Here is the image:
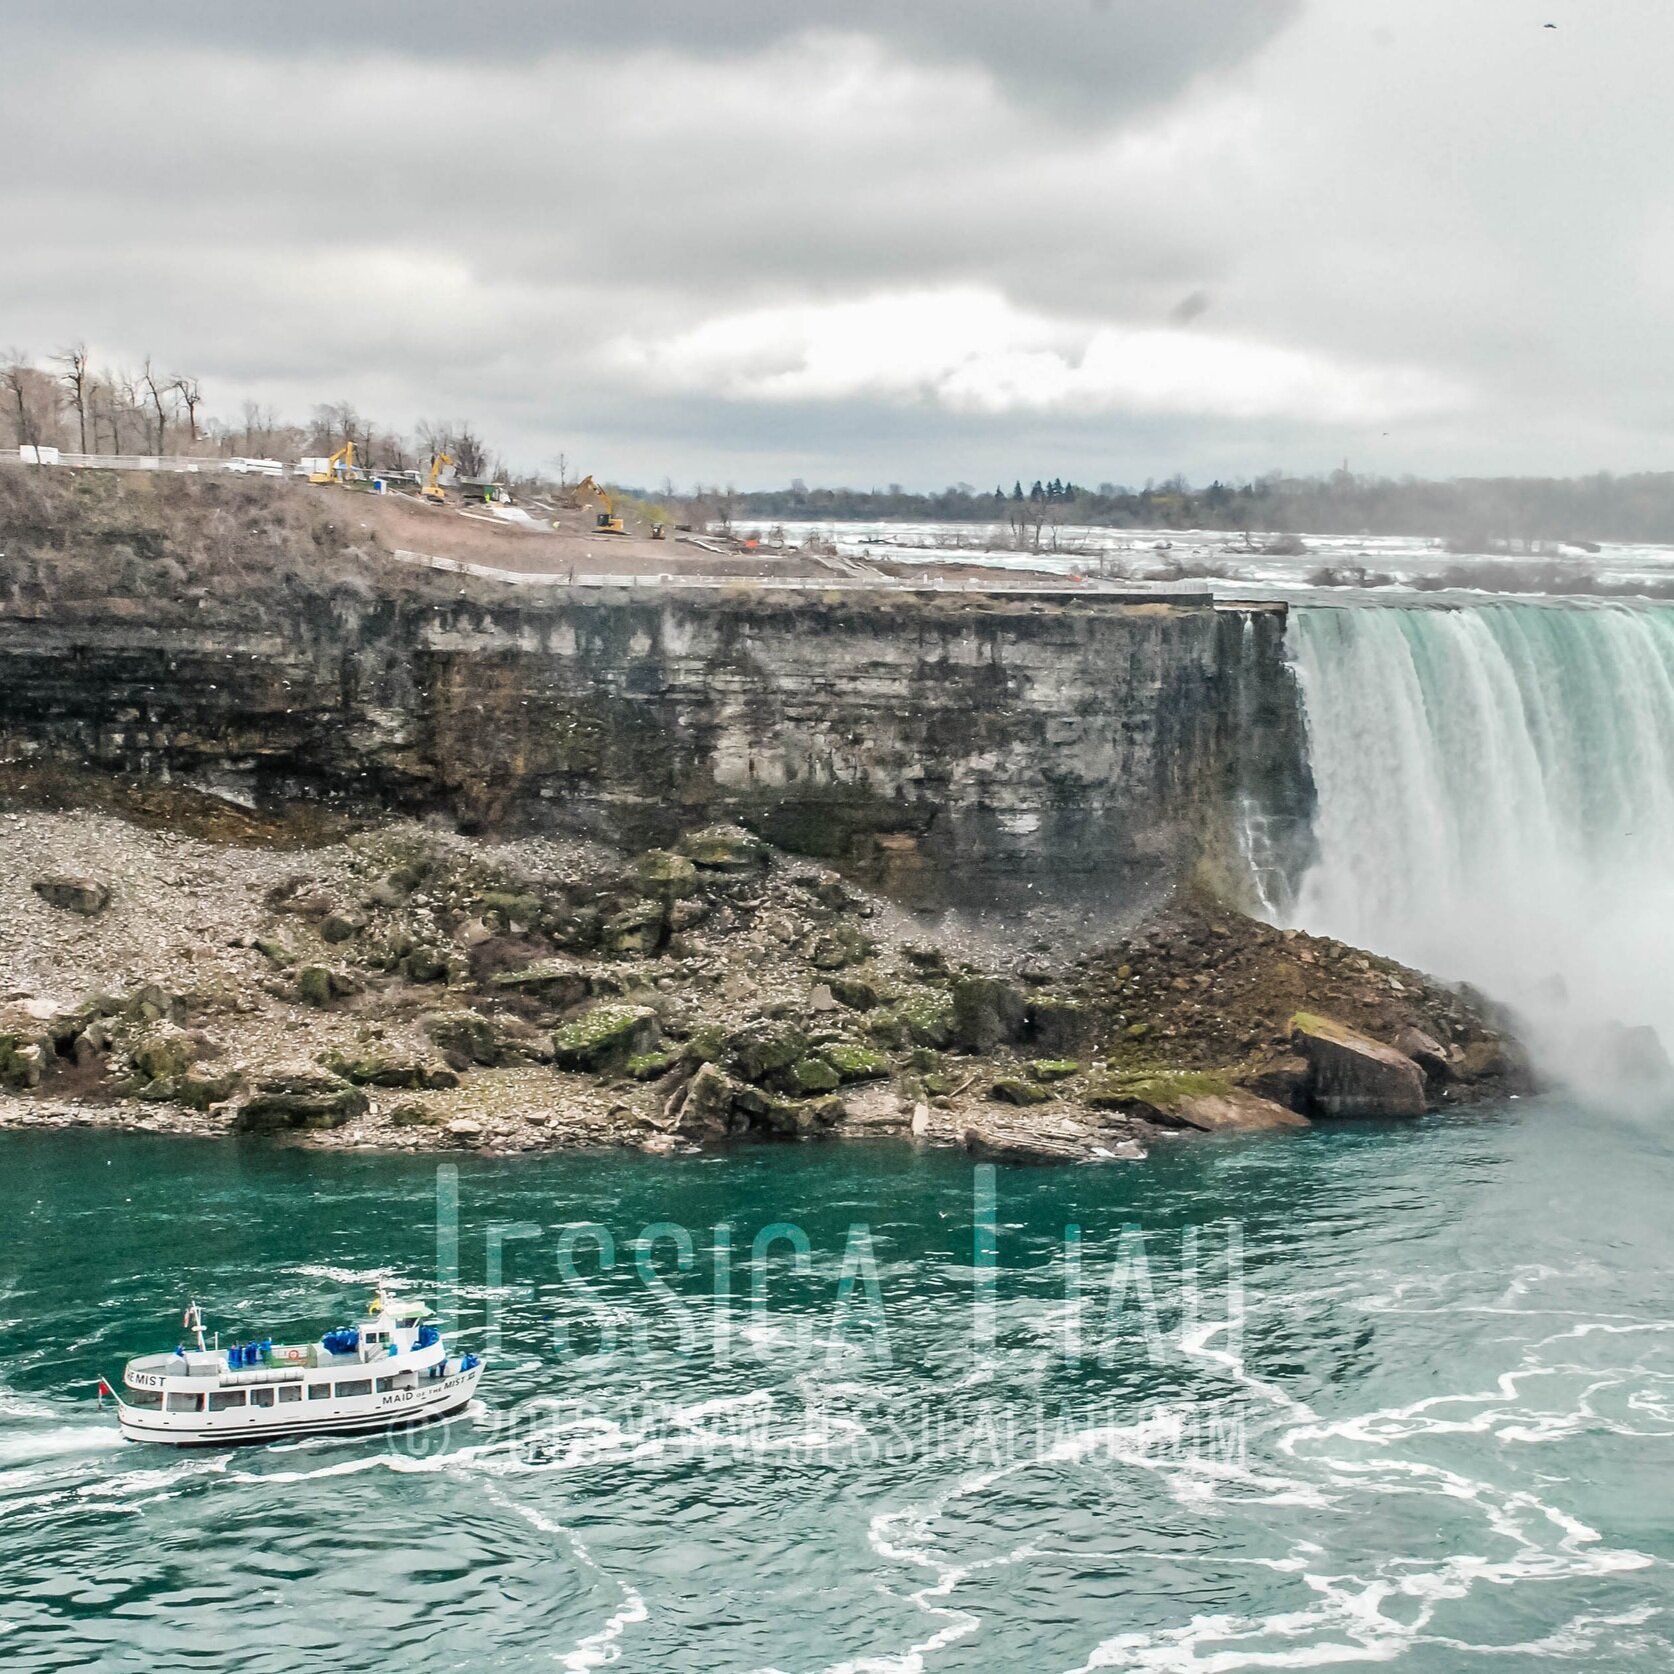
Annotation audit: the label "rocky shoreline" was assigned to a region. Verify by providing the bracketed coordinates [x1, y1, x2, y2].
[0, 796, 1532, 1164]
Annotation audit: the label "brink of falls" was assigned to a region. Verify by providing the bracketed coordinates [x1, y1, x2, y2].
[1285, 600, 1674, 1091]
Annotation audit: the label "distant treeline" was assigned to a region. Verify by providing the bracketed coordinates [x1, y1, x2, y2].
[729, 472, 1674, 546]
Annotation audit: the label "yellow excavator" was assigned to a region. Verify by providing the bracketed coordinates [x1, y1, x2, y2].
[308, 441, 356, 485]
[568, 473, 626, 535]
[422, 452, 453, 504]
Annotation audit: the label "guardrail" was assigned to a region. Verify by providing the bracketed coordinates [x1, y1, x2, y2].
[385, 547, 1218, 601]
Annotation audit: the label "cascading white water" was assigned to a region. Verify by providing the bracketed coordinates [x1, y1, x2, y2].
[1287, 600, 1674, 1086]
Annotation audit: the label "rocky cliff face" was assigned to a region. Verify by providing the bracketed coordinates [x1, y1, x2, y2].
[0, 473, 1313, 919]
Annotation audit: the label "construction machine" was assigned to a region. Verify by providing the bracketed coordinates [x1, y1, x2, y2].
[568, 473, 627, 535]
[308, 441, 355, 485]
[422, 452, 453, 504]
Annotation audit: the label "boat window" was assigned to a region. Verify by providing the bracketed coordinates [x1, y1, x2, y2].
[375, 1376, 397, 1392]
[278, 1385, 302, 1403]
[208, 1389, 247, 1410]
[335, 1378, 372, 1398]
[166, 1391, 206, 1412]
[308, 1383, 331, 1400]
[250, 1387, 276, 1407]
[125, 1389, 164, 1410]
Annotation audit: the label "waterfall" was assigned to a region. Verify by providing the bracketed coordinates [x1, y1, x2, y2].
[1286, 600, 1674, 1086]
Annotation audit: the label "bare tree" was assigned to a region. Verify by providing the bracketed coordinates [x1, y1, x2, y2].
[171, 374, 203, 444]
[141, 357, 174, 455]
[2, 349, 39, 449]
[54, 342, 91, 453]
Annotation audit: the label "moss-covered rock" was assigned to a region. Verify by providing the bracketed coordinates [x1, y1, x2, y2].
[1030, 1059, 1080, 1082]
[0, 1030, 46, 1089]
[603, 900, 667, 957]
[235, 1072, 368, 1132]
[896, 987, 955, 1047]
[131, 1025, 197, 1084]
[990, 1075, 1053, 1106]
[403, 947, 450, 984]
[791, 1055, 841, 1093]
[553, 1003, 659, 1071]
[425, 1010, 501, 1067]
[809, 925, 876, 971]
[321, 1051, 459, 1090]
[477, 890, 545, 929]
[1289, 1012, 1426, 1118]
[828, 974, 880, 1011]
[680, 825, 767, 871]
[725, 1019, 810, 1083]
[140, 1069, 243, 1111]
[296, 966, 334, 1008]
[488, 959, 594, 1007]
[319, 911, 366, 944]
[630, 850, 699, 901]
[1085, 1069, 1232, 1112]
[627, 1049, 678, 1080]
[823, 1040, 890, 1082]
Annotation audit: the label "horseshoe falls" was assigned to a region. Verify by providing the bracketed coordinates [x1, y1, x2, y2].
[1287, 600, 1674, 1088]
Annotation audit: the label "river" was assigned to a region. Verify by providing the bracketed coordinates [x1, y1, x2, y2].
[2, 1109, 1669, 1671]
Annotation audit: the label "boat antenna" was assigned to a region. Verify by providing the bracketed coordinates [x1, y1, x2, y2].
[182, 1299, 206, 1353]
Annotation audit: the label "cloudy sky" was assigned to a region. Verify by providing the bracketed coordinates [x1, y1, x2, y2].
[4, 2, 1670, 488]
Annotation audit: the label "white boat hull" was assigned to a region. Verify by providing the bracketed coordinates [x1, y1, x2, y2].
[115, 1363, 484, 1447]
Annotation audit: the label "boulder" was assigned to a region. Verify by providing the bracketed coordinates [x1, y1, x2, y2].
[1394, 1027, 1452, 1083]
[1027, 996, 1097, 1057]
[827, 974, 879, 1011]
[822, 1040, 890, 1083]
[321, 1051, 459, 1090]
[1030, 1059, 1080, 1082]
[896, 987, 955, 1047]
[445, 1117, 485, 1143]
[1163, 1089, 1308, 1134]
[964, 1114, 1092, 1165]
[131, 1025, 198, 1085]
[488, 958, 595, 1007]
[791, 1056, 841, 1094]
[1290, 1013, 1426, 1118]
[680, 825, 767, 871]
[319, 912, 366, 945]
[425, 1010, 502, 1068]
[603, 901, 667, 957]
[670, 1061, 741, 1138]
[552, 1003, 659, 1072]
[808, 925, 875, 971]
[235, 1072, 368, 1131]
[838, 1083, 909, 1133]
[33, 875, 110, 916]
[0, 1029, 46, 1089]
[629, 850, 699, 901]
[990, 1076, 1053, 1107]
[1244, 1054, 1310, 1110]
[949, 976, 1026, 1052]
[724, 1019, 810, 1083]
[296, 966, 334, 1008]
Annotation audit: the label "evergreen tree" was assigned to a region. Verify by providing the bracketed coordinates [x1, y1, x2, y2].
[1012, 480, 1024, 500]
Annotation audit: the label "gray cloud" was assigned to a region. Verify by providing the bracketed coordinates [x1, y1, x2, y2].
[2, 0, 1669, 490]
[9, 0, 1300, 114]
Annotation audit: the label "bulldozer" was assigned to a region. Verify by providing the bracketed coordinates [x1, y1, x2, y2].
[308, 441, 355, 485]
[422, 452, 453, 504]
[568, 473, 626, 535]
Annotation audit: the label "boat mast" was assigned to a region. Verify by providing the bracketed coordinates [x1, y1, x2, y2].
[183, 1300, 206, 1353]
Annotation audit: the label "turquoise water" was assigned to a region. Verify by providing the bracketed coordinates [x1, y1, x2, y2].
[1, 1107, 1670, 1671]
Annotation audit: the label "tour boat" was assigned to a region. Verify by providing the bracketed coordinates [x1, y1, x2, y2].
[103, 1295, 483, 1446]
